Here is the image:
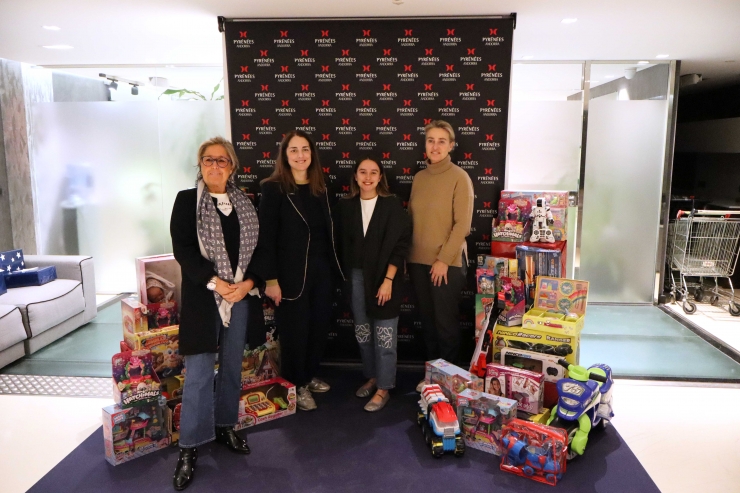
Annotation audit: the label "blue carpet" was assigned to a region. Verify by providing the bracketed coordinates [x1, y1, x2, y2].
[29, 367, 658, 493]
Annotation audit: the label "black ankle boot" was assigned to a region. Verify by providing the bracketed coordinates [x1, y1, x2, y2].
[173, 447, 197, 491]
[215, 427, 251, 454]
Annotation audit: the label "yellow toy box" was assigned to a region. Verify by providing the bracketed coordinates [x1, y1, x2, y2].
[492, 325, 581, 366]
[123, 325, 183, 379]
[522, 276, 589, 336]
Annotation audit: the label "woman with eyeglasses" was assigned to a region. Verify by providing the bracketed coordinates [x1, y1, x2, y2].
[251, 130, 344, 411]
[169, 137, 261, 491]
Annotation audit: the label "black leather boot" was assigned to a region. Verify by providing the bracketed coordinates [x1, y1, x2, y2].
[173, 447, 197, 491]
[215, 426, 251, 454]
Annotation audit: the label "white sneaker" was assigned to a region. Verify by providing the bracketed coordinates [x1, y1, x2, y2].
[415, 379, 427, 393]
[296, 386, 317, 411]
[307, 377, 330, 393]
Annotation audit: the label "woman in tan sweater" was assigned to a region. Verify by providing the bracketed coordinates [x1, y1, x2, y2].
[407, 120, 474, 391]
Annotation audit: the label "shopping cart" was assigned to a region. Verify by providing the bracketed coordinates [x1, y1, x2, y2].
[668, 210, 740, 316]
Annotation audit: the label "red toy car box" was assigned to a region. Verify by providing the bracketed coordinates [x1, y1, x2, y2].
[500, 419, 568, 486]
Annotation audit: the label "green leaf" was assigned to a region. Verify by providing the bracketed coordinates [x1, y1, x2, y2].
[210, 78, 223, 100]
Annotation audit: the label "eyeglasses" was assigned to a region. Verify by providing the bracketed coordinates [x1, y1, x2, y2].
[201, 156, 232, 168]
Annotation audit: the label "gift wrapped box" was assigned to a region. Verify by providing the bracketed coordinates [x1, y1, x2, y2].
[4, 266, 57, 288]
[0, 274, 6, 296]
[0, 249, 24, 277]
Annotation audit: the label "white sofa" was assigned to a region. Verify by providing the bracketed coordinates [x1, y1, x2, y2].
[0, 255, 97, 369]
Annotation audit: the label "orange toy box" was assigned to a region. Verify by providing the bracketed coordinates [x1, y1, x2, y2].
[123, 325, 183, 379]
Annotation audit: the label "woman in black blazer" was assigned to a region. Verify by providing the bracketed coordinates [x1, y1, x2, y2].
[335, 158, 411, 412]
[252, 130, 343, 411]
[169, 137, 261, 490]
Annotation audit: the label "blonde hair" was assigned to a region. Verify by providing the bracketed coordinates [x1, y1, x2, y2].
[196, 136, 239, 183]
[424, 120, 456, 143]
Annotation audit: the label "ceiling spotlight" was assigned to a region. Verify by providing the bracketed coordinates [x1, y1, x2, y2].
[656, 54, 669, 59]
[42, 44, 73, 49]
[108, 80, 118, 91]
[522, 55, 534, 60]
[131, 85, 139, 96]
[42, 25, 61, 31]
[561, 18, 577, 24]
[624, 68, 637, 80]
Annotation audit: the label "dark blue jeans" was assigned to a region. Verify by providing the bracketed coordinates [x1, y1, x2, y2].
[179, 299, 248, 448]
[351, 269, 398, 390]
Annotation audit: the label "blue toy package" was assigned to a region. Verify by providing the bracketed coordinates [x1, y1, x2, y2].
[0, 249, 24, 276]
[4, 266, 57, 288]
[0, 273, 6, 296]
[516, 245, 563, 307]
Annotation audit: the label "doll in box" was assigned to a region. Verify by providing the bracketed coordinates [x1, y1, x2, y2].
[145, 272, 175, 304]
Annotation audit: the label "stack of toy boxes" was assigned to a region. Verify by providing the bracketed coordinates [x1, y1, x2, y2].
[456, 388, 517, 456]
[516, 245, 565, 307]
[424, 359, 484, 407]
[492, 196, 532, 242]
[500, 191, 569, 242]
[236, 377, 296, 430]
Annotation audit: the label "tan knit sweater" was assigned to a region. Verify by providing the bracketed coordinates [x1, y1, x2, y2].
[408, 155, 474, 267]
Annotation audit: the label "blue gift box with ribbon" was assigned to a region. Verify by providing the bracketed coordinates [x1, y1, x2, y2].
[5, 266, 57, 288]
[0, 249, 25, 277]
[0, 273, 6, 296]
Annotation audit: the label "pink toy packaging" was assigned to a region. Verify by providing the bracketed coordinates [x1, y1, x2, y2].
[497, 277, 526, 326]
[492, 197, 532, 243]
[103, 400, 171, 466]
[486, 363, 544, 415]
[112, 350, 162, 408]
[476, 268, 496, 295]
[457, 388, 518, 456]
[424, 359, 484, 407]
[136, 254, 182, 306]
[121, 297, 148, 334]
[145, 301, 179, 329]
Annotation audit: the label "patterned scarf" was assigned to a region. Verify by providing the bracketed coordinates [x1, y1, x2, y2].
[196, 179, 259, 326]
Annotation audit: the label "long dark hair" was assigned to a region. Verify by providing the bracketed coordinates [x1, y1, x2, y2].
[346, 157, 391, 199]
[262, 130, 326, 196]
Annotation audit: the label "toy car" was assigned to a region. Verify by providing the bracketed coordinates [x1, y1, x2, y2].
[500, 419, 567, 486]
[417, 384, 465, 457]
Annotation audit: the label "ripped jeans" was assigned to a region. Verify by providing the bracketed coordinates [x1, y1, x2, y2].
[351, 269, 398, 390]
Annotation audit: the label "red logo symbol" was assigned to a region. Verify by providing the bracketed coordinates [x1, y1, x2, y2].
[446, 64, 454, 71]
[383, 83, 391, 91]
[445, 100, 453, 107]
[402, 201, 409, 208]
[424, 83, 433, 90]
[382, 118, 391, 125]
[382, 152, 391, 158]
[490, 28, 498, 36]
[261, 84, 269, 91]
[404, 29, 413, 36]
[321, 65, 330, 72]
[423, 118, 432, 124]
[487, 100, 496, 106]
[260, 49, 268, 56]
[322, 167, 330, 173]
[464, 152, 472, 159]
[403, 296, 409, 303]
[242, 134, 250, 140]
[363, 29, 371, 36]
[301, 84, 309, 91]
[342, 152, 350, 158]
[342, 49, 350, 56]
[484, 168, 493, 175]
[322, 134, 331, 141]
[362, 100, 371, 107]
[342, 118, 350, 125]
[363, 65, 371, 72]
[262, 152, 271, 158]
[243, 167, 251, 173]
[281, 66, 289, 73]
[239, 31, 247, 38]
[280, 30, 289, 38]
[482, 234, 491, 241]
[447, 29, 455, 36]
[403, 100, 412, 107]
[404, 65, 412, 72]
[486, 134, 494, 141]
[241, 100, 250, 107]
[423, 152, 427, 159]
[383, 48, 392, 56]
[466, 83, 475, 90]
[302, 118, 310, 124]
[321, 30, 330, 37]
[281, 100, 289, 106]
[342, 84, 350, 90]
[342, 185, 350, 192]
[483, 201, 492, 208]
[467, 48, 475, 55]
[362, 134, 371, 141]
[262, 118, 270, 124]
[301, 49, 309, 56]
[403, 168, 411, 174]
[488, 64, 497, 71]
[465, 118, 473, 125]
[240, 66, 249, 73]
[403, 134, 411, 141]
[425, 48, 433, 55]
[322, 100, 330, 107]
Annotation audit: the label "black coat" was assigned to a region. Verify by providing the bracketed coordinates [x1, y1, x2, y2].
[251, 181, 344, 300]
[170, 188, 262, 355]
[335, 195, 411, 319]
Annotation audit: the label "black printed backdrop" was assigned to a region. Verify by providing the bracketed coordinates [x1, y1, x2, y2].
[224, 17, 514, 363]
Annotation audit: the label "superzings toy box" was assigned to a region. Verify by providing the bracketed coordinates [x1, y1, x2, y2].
[457, 388, 518, 456]
[522, 276, 589, 335]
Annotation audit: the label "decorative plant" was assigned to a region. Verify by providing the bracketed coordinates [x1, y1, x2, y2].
[159, 78, 224, 101]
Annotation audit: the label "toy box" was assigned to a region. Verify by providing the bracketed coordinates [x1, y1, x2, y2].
[457, 388, 518, 456]
[145, 301, 179, 329]
[121, 297, 148, 335]
[476, 268, 496, 294]
[492, 197, 532, 243]
[486, 364, 544, 415]
[497, 277, 526, 326]
[493, 324, 580, 366]
[516, 246, 565, 307]
[136, 254, 182, 306]
[103, 400, 170, 466]
[500, 419, 568, 486]
[500, 190, 569, 242]
[112, 350, 162, 408]
[4, 266, 57, 288]
[241, 340, 280, 388]
[522, 276, 589, 336]
[235, 377, 296, 430]
[123, 325, 183, 379]
[424, 359, 484, 406]
[500, 347, 566, 408]
[165, 398, 182, 445]
[475, 294, 496, 342]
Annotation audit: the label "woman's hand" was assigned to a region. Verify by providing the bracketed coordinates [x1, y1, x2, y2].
[214, 278, 237, 297]
[376, 279, 393, 306]
[222, 279, 254, 303]
[265, 284, 282, 306]
[430, 260, 449, 287]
